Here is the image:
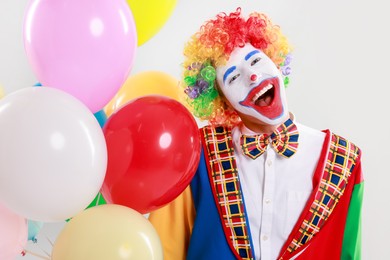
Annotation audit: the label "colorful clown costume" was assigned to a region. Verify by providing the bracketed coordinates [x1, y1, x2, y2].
[149, 121, 363, 260]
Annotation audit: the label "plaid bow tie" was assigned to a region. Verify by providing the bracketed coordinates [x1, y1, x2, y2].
[240, 118, 299, 159]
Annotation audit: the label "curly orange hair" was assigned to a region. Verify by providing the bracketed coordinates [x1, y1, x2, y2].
[182, 8, 292, 126]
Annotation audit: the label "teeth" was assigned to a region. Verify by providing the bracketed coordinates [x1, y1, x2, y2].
[252, 84, 273, 103]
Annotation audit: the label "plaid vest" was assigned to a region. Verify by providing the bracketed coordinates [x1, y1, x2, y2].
[200, 125, 361, 260]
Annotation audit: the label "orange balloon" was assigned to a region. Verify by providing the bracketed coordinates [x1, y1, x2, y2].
[104, 71, 181, 116]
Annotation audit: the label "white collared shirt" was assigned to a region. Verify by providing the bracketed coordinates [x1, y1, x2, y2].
[231, 121, 326, 260]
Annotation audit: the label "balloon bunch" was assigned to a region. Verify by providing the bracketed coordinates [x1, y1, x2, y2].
[0, 1, 201, 259]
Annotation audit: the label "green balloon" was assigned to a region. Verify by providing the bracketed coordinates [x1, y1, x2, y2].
[87, 193, 106, 209]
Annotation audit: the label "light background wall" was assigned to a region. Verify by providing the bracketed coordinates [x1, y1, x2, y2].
[1, 0, 388, 259]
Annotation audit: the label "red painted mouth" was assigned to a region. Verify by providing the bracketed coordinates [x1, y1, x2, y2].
[239, 77, 283, 119]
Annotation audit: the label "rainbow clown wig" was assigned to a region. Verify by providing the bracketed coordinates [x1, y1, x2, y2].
[182, 8, 292, 126]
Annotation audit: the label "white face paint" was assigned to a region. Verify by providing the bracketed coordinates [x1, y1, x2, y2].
[216, 43, 289, 126]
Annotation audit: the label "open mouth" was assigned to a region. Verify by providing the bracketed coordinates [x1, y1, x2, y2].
[239, 77, 283, 119]
[252, 84, 275, 107]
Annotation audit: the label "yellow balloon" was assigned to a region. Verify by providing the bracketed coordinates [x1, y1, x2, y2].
[104, 71, 181, 116]
[52, 205, 163, 260]
[126, 0, 177, 46]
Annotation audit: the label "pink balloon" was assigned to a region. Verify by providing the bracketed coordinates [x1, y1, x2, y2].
[0, 202, 27, 259]
[23, 0, 137, 113]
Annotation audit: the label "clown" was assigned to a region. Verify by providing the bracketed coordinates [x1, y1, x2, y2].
[149, 8, 363, 260]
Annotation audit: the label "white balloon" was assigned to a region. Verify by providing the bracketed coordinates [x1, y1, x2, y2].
[0, 1, 37, 94]
[0, 87, 107, 222]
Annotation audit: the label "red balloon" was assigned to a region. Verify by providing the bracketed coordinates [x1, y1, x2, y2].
[101, 95, 201, 213]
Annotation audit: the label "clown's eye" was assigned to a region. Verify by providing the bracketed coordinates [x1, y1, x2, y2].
[251, 57, 261, 66]
[229, 74, 240, 84]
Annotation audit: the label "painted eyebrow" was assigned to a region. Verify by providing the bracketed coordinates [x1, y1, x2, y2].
[223, 66, 237, 83]
[245, 50, 260, 61]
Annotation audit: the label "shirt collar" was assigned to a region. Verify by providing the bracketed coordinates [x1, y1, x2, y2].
[239, 112, 296, 136]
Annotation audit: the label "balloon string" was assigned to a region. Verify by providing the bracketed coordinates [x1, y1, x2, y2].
[43, 232, 54, 247]
[32, 221, 41, 229]
[31, 221, 43, 243]
[33, 227, 53, 258]
[23, 249, 51, 260]
[37, 244, 51, 258]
